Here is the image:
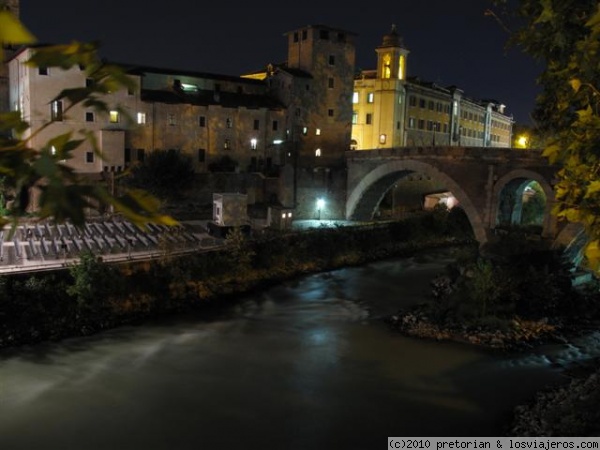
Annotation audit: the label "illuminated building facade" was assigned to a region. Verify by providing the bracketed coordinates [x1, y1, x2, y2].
[351, 26, 513, 150]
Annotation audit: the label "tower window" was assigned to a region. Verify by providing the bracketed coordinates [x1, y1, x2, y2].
[293, 32, 299, 43]
[328, 109, 334, 117]
[253, 119, 259, 130]
[302, 30, 307, 40]
[328, 55, 335, 65]
[328, 78, 334, 89]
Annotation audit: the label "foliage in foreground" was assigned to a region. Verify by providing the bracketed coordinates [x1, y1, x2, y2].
[0, 6, 175, 230]
[492, 0, 600, 271]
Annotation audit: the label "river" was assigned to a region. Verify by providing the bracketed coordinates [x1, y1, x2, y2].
[1, 248, 599, 449]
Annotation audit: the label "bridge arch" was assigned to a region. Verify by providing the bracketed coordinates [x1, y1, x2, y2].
[346, 159, 487, 243]
[491, 169, 557, 238]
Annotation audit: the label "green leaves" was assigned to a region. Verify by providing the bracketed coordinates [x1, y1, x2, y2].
[0, 15, 177, 230]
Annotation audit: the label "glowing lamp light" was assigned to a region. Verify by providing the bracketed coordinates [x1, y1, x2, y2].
[316, 198, 325, 210]
[273, 139, 284, 145]
[517, 135, 529, 148]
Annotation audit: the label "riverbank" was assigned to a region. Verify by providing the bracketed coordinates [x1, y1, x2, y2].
[0, 213, 476, 350]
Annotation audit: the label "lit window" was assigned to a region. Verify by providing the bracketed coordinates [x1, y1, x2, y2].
[51, 146, 56, 155]
[315, 148, 322, 157]
[352, 92, 359, 104]
[224, 139, 230, 149]
[168, 113, 176, 126]
[352, 112, 358, 124]
[282, 213, 286, 219]
[137, 112, 146, 124]
[250, 138, 257, 150]
[315, 128, 321, 136]
[379, 134, 386, 144]
[302, 127, 308, 136]
[51, 100, 63, 121]
[109, 110, 120, 123]
[287, 212, 292, 218]
[367, 93, 374, 103]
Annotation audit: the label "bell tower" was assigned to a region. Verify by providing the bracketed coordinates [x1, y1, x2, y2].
[375, 25, 409, 81]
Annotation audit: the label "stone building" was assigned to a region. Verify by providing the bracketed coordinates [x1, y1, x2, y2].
[351, 26, 513, 150]
[2, 11, 513, 221]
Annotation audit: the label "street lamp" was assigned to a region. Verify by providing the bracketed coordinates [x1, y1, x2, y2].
[316, 198, 325, 220]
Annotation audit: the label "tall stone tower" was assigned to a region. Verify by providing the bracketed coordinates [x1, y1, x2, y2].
[1, 0, 22, 114]
[268, 25, 356, 219]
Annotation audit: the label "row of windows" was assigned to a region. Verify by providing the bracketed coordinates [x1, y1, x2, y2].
[352, 92, 375, 104]
[50, 101, 281, 130]
[491, 120, 511, 131]
[292, 29, 346, 43]
[408, 96, 451, 114]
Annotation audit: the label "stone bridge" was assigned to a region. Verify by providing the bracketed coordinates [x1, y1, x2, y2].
[345, 146, 565, 245]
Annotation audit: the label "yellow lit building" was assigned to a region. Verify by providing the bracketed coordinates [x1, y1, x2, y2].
[351, 26, 513, 150]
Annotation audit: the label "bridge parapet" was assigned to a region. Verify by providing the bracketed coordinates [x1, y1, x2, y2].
[346, 146, 548, 164]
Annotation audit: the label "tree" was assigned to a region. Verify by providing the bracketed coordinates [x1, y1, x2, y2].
[124, 149, 195, 200]
[493, 0, 600, 270]
[0, 6, 175, 230]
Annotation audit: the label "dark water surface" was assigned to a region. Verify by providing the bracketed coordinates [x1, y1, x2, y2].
[1, 249, 598, 449]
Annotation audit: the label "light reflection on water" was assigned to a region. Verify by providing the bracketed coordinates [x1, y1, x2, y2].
[0, 248, 596, 449]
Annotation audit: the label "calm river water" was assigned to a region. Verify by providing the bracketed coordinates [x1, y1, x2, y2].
[1, 249, 599, 449]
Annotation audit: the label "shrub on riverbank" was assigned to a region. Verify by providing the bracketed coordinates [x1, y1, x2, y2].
[388, 230, 600, 350]
[0, 209, 476, 349]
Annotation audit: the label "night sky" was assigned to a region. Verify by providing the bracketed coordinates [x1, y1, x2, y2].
[21, 0, 543, 125]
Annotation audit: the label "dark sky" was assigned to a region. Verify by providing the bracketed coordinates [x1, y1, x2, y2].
[21, 0, 543, 125]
